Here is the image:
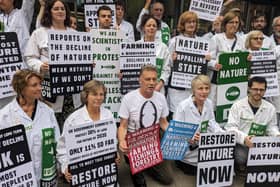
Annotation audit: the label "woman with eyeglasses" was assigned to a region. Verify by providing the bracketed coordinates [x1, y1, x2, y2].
[24, 0, 81, 128]
[161, 11, 211, 120]
[245, 30, 265, 51]
[0, 69, 60, 186]
[208, 11, 246, 112]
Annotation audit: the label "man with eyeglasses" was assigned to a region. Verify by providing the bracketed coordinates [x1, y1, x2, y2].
[97, 5, 113, 29]
[136, 0, 170, 44]
[248, 12, 275, 49]
[224, 76, 280, 175]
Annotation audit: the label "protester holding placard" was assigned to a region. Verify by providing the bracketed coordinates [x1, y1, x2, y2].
[57, 80, 120, 185]
[0, 69, 60, 186]
[24, 0, 81, 127]
[164, 11, 210, 120]
[173, 75, 224, 175]
[118, 65, 173, 187]
[136, 14, 171, 94]
[136, 0, 170, 44]
[209, 11, 246, 108]
[224, 76, 280, 174]
[271, 45, 280, 125]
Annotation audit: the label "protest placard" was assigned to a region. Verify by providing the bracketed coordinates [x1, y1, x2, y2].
[189, 0, 223, 21]
[127, 124, 162, 174]
[48, 31, 93, 96]
[215, 52, 249, 122]
[245, 137, 280, 187]
[250, 50, 279, 97]
[119, 42, 156, 94]
[170, 36, 209, 89]
[0, 125, 37, 187]
[65, 118, 118, 187]
[161, 120, 198, 160]
[197, 132, 235, 187]
[92, 29, 124, 120]
[0, 32, 24, 99]
[84, 3, 116, 29]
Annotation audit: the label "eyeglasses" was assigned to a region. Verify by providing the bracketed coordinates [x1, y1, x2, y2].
[250, 88, 265, 92]
[251, 37, 264, 41]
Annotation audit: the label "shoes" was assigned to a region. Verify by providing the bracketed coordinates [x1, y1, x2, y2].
[175, 161, 197, 176]
[131, 172, 147, 187]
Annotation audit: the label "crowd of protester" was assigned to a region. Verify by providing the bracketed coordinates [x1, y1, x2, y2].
[1, 0, 280, 186]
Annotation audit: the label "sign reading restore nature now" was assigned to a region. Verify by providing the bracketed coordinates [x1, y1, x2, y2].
[216, 52, 249, 123]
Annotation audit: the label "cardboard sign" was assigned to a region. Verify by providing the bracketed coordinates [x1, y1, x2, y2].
[91, 29, 124, 121]
[0, 125, 37, 187]
[0, 32, 24, 99]
[119, 42, 156, 94]
[84, 3, 116, 29]
[127, 124, 163, 174]
[246, 137, 280, 187]
[65, 119, 118, 186]
[189, 0, 223, 21]
[250, 50, 279, 97]
[215, 52, 249, 122]
[48, 31, 93, 96]
[197, 132, 236, 187]
[171, 36, 209, 89]
[161, 120, 199, 160]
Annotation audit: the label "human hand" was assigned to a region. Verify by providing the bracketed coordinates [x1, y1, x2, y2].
[244, 135, 254, 148]
[64, 168, 72, 183]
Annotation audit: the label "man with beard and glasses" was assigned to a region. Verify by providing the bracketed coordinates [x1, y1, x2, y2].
[224, 76, 280, 175]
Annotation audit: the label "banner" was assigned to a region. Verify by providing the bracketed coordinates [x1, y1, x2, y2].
[65, 119, 118, 187]
[171, 36, 209, 89]
[48, 31, 93, 96]
[92, 29, 124, 121]
[245, 137, 280, 187]
[189, 0, 224, 21]
[119, 42, 156, 94]
[0, 32, 24, 99]
[216, 52, 249, 123]
[161, 120, 199, 160]
[250, 50, 279, 97]
[84, 3, 116, 29]
[127, 124, 162, 174]
[0, 125, 37, 187]
[197, 132, 236, 187]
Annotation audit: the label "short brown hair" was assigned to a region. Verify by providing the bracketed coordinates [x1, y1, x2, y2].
[80, 80, 106, 105]
[139, 64, 157, 77]
[12, 69, 43, 98]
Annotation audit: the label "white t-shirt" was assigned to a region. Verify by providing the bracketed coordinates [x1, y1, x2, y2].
[119, 89, 169, 132]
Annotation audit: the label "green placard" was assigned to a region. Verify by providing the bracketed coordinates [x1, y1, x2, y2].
[41, 128, 57, 180]
[217, 51, 250, 84]
[200, 120, 209, 133]
[161, 27, 170, 45]
[248, 122, 267, 136]
[156, 58, 164, 80]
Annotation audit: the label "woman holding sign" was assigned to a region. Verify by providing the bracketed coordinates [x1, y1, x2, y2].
[24, 0, 81, 128]
[57, 80, 120, 186]
[173, 75, 223, 175]
[208, 11, 246, 108]
[0, 69, 60, 186]
[136, 14, 171, 95]
[162, 11, 211, 120]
